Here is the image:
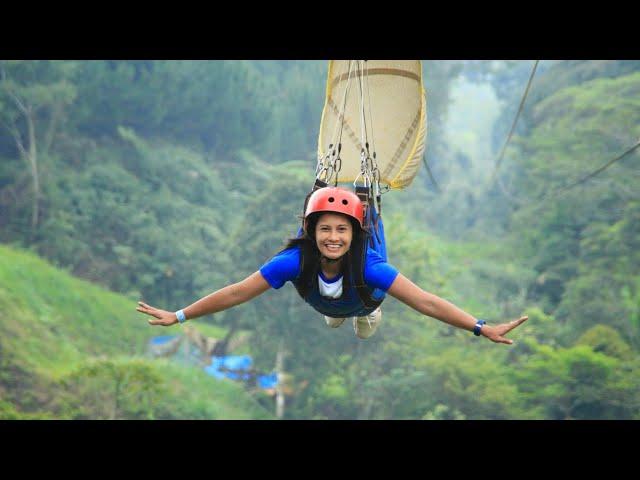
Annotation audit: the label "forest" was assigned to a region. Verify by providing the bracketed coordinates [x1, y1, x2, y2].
[1, 60, 638, 419]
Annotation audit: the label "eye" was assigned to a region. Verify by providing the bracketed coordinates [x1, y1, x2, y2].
[342, 199, 348, 205]
[328, 197, 335, 203]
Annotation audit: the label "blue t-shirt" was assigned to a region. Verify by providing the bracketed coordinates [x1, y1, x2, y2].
[259, 246, 399, 318]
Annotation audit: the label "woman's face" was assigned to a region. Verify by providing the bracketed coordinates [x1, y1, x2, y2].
[315, 212, 353, 260]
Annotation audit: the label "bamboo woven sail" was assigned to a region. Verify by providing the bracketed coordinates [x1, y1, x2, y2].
[317, 60, 427, 190]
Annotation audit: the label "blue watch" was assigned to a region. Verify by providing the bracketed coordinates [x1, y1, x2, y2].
[473, 319, 486, 336]
[175, 309, 186, 324]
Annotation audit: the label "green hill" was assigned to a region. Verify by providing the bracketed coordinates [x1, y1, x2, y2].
[0, 244, 274, 419]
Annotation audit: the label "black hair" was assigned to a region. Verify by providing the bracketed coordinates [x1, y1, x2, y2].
[281, 211, 365, 282]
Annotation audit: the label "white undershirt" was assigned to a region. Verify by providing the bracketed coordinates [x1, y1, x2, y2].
[318, 273, 343, 299]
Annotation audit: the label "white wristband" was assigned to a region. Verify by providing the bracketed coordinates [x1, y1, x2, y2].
[175, 309, 186, 324]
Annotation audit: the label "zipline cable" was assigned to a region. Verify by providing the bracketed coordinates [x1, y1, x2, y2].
[509, 139, 640, 217]
[539, 139, 640, 203]
[421, 154, 440, 192]
[488, 60, 539, 187]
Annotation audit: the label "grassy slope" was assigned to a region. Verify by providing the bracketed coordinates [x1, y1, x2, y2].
[0, 244, 273, 419]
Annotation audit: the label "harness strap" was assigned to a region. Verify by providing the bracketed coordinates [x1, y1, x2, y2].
[293, 241, 318, 300]
[355, 184, 371, 236]
[313, 178, 329, 191]
[351, 228, 383, 310]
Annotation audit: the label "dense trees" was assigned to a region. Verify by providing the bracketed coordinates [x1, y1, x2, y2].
[1, 60, 638, 419]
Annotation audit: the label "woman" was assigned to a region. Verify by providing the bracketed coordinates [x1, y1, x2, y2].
[137, 186, 527, 343]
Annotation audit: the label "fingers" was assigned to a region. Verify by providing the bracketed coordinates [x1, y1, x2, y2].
[507, 315, 528, 325]
[138, 301, 178, 327]
[495, 316, 528, 344]
[136, 306, 154, 317]
[504, 315, 529, 333]
[491, 335, 514, 345]
[137, 301, 150, 314]
[147, 318, 171, 326]
[137, 301, 160, 317]
[137, 301, 167, 323]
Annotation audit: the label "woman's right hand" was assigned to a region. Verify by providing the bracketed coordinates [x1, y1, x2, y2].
[136, 301, 179, 326]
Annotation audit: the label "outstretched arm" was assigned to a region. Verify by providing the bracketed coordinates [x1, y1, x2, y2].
[386, 273, 527, 344]
[137, 271, 272, 327]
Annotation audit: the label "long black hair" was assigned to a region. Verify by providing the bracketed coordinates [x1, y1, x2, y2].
[281, 210, 365, 285]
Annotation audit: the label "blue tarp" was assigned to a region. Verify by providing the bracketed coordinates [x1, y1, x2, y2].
[149, 338, 279, 389]
[150, 335, 178, 345]
[204, 355, 278, 388]
[257, 373, 278, 389]
[204, 355, 253, 380]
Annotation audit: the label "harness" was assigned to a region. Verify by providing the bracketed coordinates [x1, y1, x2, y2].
[294, 60, 393, 312]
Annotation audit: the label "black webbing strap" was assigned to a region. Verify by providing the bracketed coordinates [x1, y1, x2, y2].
[351, 231, 383, 310]
[355, 185, 370, 208]
[355, 184, 371, 233]
[353, 185, 383, 309]
[313, 178, 329, 191]
[293, 241, 318, 300]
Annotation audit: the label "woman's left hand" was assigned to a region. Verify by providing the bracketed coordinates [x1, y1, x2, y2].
[481, 316, 528, 344]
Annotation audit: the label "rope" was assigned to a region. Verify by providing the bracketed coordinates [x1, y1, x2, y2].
[540, 139, 640, 202]
[331, 61, 355, 153]
[488, 60, 540, 187]
[318, 61, 356, 186]
[510, 139, 640, 217]
[353, 60, 375, 190]
[421, 154, 440, 192]
[335, 61, 356, 173]
[365, 61, 377, 164]
[358, 61, 368, 155]
[363, 61, 382, 209]
[356, 62, 369, 187]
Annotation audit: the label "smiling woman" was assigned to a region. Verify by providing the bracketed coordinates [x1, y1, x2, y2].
[261, 187, 396, 338]
[137, 186, 528, 344]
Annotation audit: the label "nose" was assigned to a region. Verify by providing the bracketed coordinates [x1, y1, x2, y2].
[327, 229, 340, 241]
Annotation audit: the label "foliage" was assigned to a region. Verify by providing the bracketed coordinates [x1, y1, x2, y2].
[506, 72, 640, 348]
[0, 244, 273, 419]
[511, 342, 640, 419]
[58, 357, 164, 419]
[2, 60, 640, 419]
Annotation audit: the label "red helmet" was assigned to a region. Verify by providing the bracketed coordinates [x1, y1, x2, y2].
[304, 187, 364, 229]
